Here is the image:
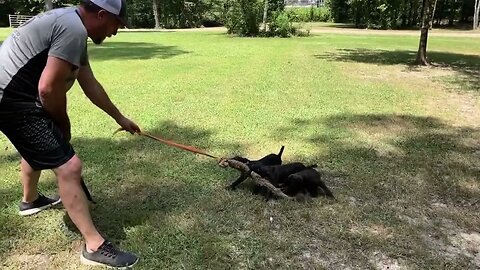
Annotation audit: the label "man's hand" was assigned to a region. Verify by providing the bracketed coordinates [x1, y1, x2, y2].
[116, 116, 141, 134]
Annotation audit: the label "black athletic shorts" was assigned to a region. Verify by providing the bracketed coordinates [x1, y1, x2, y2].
[0, 106, 75, 171]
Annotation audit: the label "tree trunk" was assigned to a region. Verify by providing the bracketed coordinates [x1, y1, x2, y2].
[430, 0, 438, 29]
[415, 0, 433, 65]
[45, 0, 53, 11]
[262, 0, 268, 31]
[153, 0, 161, 29]
[474, 0, 480, 30]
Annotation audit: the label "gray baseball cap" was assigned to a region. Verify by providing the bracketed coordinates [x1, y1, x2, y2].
[89, 0, 130, 28]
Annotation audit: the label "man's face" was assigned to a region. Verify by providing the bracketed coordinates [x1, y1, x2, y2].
[91, 10, 122, 44]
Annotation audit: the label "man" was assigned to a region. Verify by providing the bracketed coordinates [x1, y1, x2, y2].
[0, 0, 140, 268]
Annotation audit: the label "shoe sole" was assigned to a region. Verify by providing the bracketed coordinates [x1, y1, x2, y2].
[19, 198, 62, 216]
[80, 253, 139, 269]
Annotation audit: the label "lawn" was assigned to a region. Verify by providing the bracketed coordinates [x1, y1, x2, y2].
[1, 27, 480, 269]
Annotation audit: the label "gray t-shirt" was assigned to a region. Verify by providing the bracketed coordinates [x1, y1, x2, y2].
[0, 7, 88, 107]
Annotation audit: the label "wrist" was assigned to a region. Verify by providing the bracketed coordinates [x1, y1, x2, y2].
[114, 114, 125, 123]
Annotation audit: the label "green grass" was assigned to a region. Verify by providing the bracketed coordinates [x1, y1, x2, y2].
[1, 27, 480, 269]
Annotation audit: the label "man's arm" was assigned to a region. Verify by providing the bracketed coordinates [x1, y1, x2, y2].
[77, 62, 140, 133]
[77, 62, 123, 121]
[38, 56, 73, 141]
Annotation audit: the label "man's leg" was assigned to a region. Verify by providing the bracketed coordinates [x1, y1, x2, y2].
[56, 155, 138, 267]
[53, 154, 104, 251]
[20, 158, 42, 203]
[18, 158, 63, 216]
[1, 109, 138, 267]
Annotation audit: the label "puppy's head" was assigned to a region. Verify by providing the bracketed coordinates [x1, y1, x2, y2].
[284, 174, 304, 195]
[255, 165, 274, 178]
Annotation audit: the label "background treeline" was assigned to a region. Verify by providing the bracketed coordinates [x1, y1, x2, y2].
[0, 0, 478, 30]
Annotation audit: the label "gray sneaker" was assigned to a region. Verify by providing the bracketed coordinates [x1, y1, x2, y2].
[80, 241, 139, 269]
[19, 193, 62, 216]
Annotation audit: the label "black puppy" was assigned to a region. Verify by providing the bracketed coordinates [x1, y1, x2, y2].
[227, 146, 285, 190]
[255, 162, 316, 187]
[284, 168, 335, 199]
[254, 162, 317, 200]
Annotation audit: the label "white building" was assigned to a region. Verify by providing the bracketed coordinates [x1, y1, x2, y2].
[284, 0, 325, 7]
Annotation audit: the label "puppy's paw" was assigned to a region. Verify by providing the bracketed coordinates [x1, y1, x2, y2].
[218, 158, 230, 168]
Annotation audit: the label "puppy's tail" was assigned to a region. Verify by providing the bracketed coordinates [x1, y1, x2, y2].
[81, 176, 96, 204]
[277, 146, 285, 157]
[317, 181, 335, 199]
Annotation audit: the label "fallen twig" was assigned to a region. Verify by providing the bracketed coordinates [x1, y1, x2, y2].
[219, 158, 294, 200]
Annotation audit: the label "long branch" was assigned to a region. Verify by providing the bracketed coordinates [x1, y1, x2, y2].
[219, 159, 294, 200]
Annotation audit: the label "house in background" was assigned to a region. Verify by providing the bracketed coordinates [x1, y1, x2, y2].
[284, 0, 325, 7]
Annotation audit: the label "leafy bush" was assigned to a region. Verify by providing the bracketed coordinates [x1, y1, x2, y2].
[224, 0, 263, 36]
[225, 1, 310, 37]
[285, 6, 331, 22]
[269, 11, 296, 37]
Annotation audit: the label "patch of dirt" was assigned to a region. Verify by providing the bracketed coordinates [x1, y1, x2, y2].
[449, 232, 480, 266]
[370, 251, 407, 270]
[6, 254, 51, 269]
[407, 205, 480, 267]
[422, 230, 480, 267]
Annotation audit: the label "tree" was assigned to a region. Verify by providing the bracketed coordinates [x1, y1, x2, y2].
[415, 0, 435, 65]
[45, 0, 53, 11]
[475, 0, 480, 30]
[152, 0, 161, 28]
[262, 0, 268, 31]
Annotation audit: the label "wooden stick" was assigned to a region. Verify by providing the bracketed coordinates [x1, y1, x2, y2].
[219, 158, 294, 200]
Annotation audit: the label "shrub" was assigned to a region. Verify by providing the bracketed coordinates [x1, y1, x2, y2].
[269, 11, 296, 37]
[285, 6, 331, 22]
[224, 0, 263, 36]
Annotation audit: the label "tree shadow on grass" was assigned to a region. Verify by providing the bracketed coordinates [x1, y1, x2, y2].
[2, 115, 480, 268]
[87, 41, 190, 61]
[274, 114, 480, 204]
[270, 114, 480, 268]
[314, 49, 480, 92]
[0, 120, 243, 266]
[65, 120, 243, 239]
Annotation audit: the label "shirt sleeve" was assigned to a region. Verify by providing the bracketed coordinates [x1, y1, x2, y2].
[48, 18, 87, 68]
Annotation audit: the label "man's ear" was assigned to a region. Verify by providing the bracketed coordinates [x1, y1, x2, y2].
[97, 9, 108, 20]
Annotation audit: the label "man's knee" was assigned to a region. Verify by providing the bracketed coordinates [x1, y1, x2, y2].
[54, 155, 83, 181]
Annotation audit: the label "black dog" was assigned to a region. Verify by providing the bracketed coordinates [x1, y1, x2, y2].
[81, 176, 96, 204]
[227, 146, 285, 190]
[255, 162, 316, 187]
[284, 168, 335, 199]
[254, 162, 317, 200]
